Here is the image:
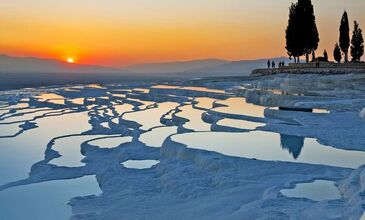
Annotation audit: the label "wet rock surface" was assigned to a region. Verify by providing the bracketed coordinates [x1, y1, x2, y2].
[0, 74, 364, 219]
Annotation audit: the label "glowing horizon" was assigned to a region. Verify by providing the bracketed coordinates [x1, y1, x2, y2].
[0, 0, 364, 67]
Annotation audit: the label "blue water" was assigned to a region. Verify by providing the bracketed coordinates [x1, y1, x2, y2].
[280, 180, 341, 201]
[171, 131, 365, 169]
[0, 84, 363, 219]
[0, 176, 101, 220]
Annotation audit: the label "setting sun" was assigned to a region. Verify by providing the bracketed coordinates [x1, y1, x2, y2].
[67, 58, 74, 63]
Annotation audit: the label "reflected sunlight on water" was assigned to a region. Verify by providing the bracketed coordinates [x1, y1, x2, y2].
[214, 97, 267, 118]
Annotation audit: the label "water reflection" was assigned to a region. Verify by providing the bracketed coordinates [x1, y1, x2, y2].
[50, 135, 108, 167]
[140, 126, 178, 148]
[195, 97, 216, 109]
[213, 97, 266, 118]
[124, 102, 178, 130]
[0, 112, 91, 186]
[0, 176, 101, 220]
[35, 93, 66, 105]
[176, 105, 211, 131]
[0, 82, 363, 219]
[122, 160, 160, 169]
[171, 131, 365, 168]
[180, 86, 226, 94]
[280, 134, 304, 160]
[280, 180, 341, 201]
[217, 118, 264, 130]
[88, 136, 133, 149]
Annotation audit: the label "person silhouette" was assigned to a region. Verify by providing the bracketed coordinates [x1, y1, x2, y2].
[272, 61, 276, 69]
[282, 61, 285, 67]
[267, 60, 271, 69]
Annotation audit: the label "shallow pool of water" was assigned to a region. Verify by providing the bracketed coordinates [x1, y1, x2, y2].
[122, 160, 160, 169]
[139, 126, 178, 147]
[133, 88, 150, 93]
[213, 97, 266, 118]
[217, 118, 265, 130]
[0, 123, 21, 137]
[175, 105, 211, 131]
[0, 175, 101, 220]
[50, 135, 108, 167]
[0, 103, 29, 110]
[151, 85, 180, 89]
[280, 180, 341, 201]
[0, 109, 58, 124]
[171, 131, 365, 168]
[128, 98, 155, 110]
[124, 102, 179, 130]
[1, 82, 364, 219]
[35, 93, 66, 105]
[88, 136, 133, 149]
[180, 86, 226, 94]
[113, 104, 134, 116]
[0, 112, 91, 185]
[195, 97, 216, 109]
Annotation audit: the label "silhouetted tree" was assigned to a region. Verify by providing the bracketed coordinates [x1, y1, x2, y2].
[285, 0, 319, 63]
[286, 3, 304, 63]
[333, 43, 342, 63]
[339, 11, 350, 62]
[323, 50, 328, 61]
[311, 50, 316, 61]
[351, 21, 364, 62]
[297, 0, 320, 63]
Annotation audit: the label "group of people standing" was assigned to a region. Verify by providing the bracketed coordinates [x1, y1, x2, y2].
[267, 60, 285, 69]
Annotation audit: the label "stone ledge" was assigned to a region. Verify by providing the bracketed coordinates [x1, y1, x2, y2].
[251, 65, 365, 76]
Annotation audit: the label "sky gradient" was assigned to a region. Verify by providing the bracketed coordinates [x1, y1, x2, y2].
[0, 0, 364, 67]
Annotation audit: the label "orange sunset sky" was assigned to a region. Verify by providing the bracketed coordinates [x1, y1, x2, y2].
[0, 0, 364, 67]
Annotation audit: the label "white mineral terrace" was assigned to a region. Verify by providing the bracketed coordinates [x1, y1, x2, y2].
[0, 73, 365, 219]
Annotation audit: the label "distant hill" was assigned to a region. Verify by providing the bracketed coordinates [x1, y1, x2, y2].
[126, 57, 293, 77]
[0, 54, 293, 76]
[125, 59, 227, 74]
[188, 57, 293, 76]
[0, 55, 295, 89]
[0, 54, 122, 74]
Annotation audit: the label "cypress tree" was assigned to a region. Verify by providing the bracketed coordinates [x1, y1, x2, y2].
[286, 3, 304, 63]
[297, 0, 319, 63]
[333, 43, 342, 63]
[323, 50, 328, 61]
[339, 11, 350, 62]
[351, 21, 364, 62]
